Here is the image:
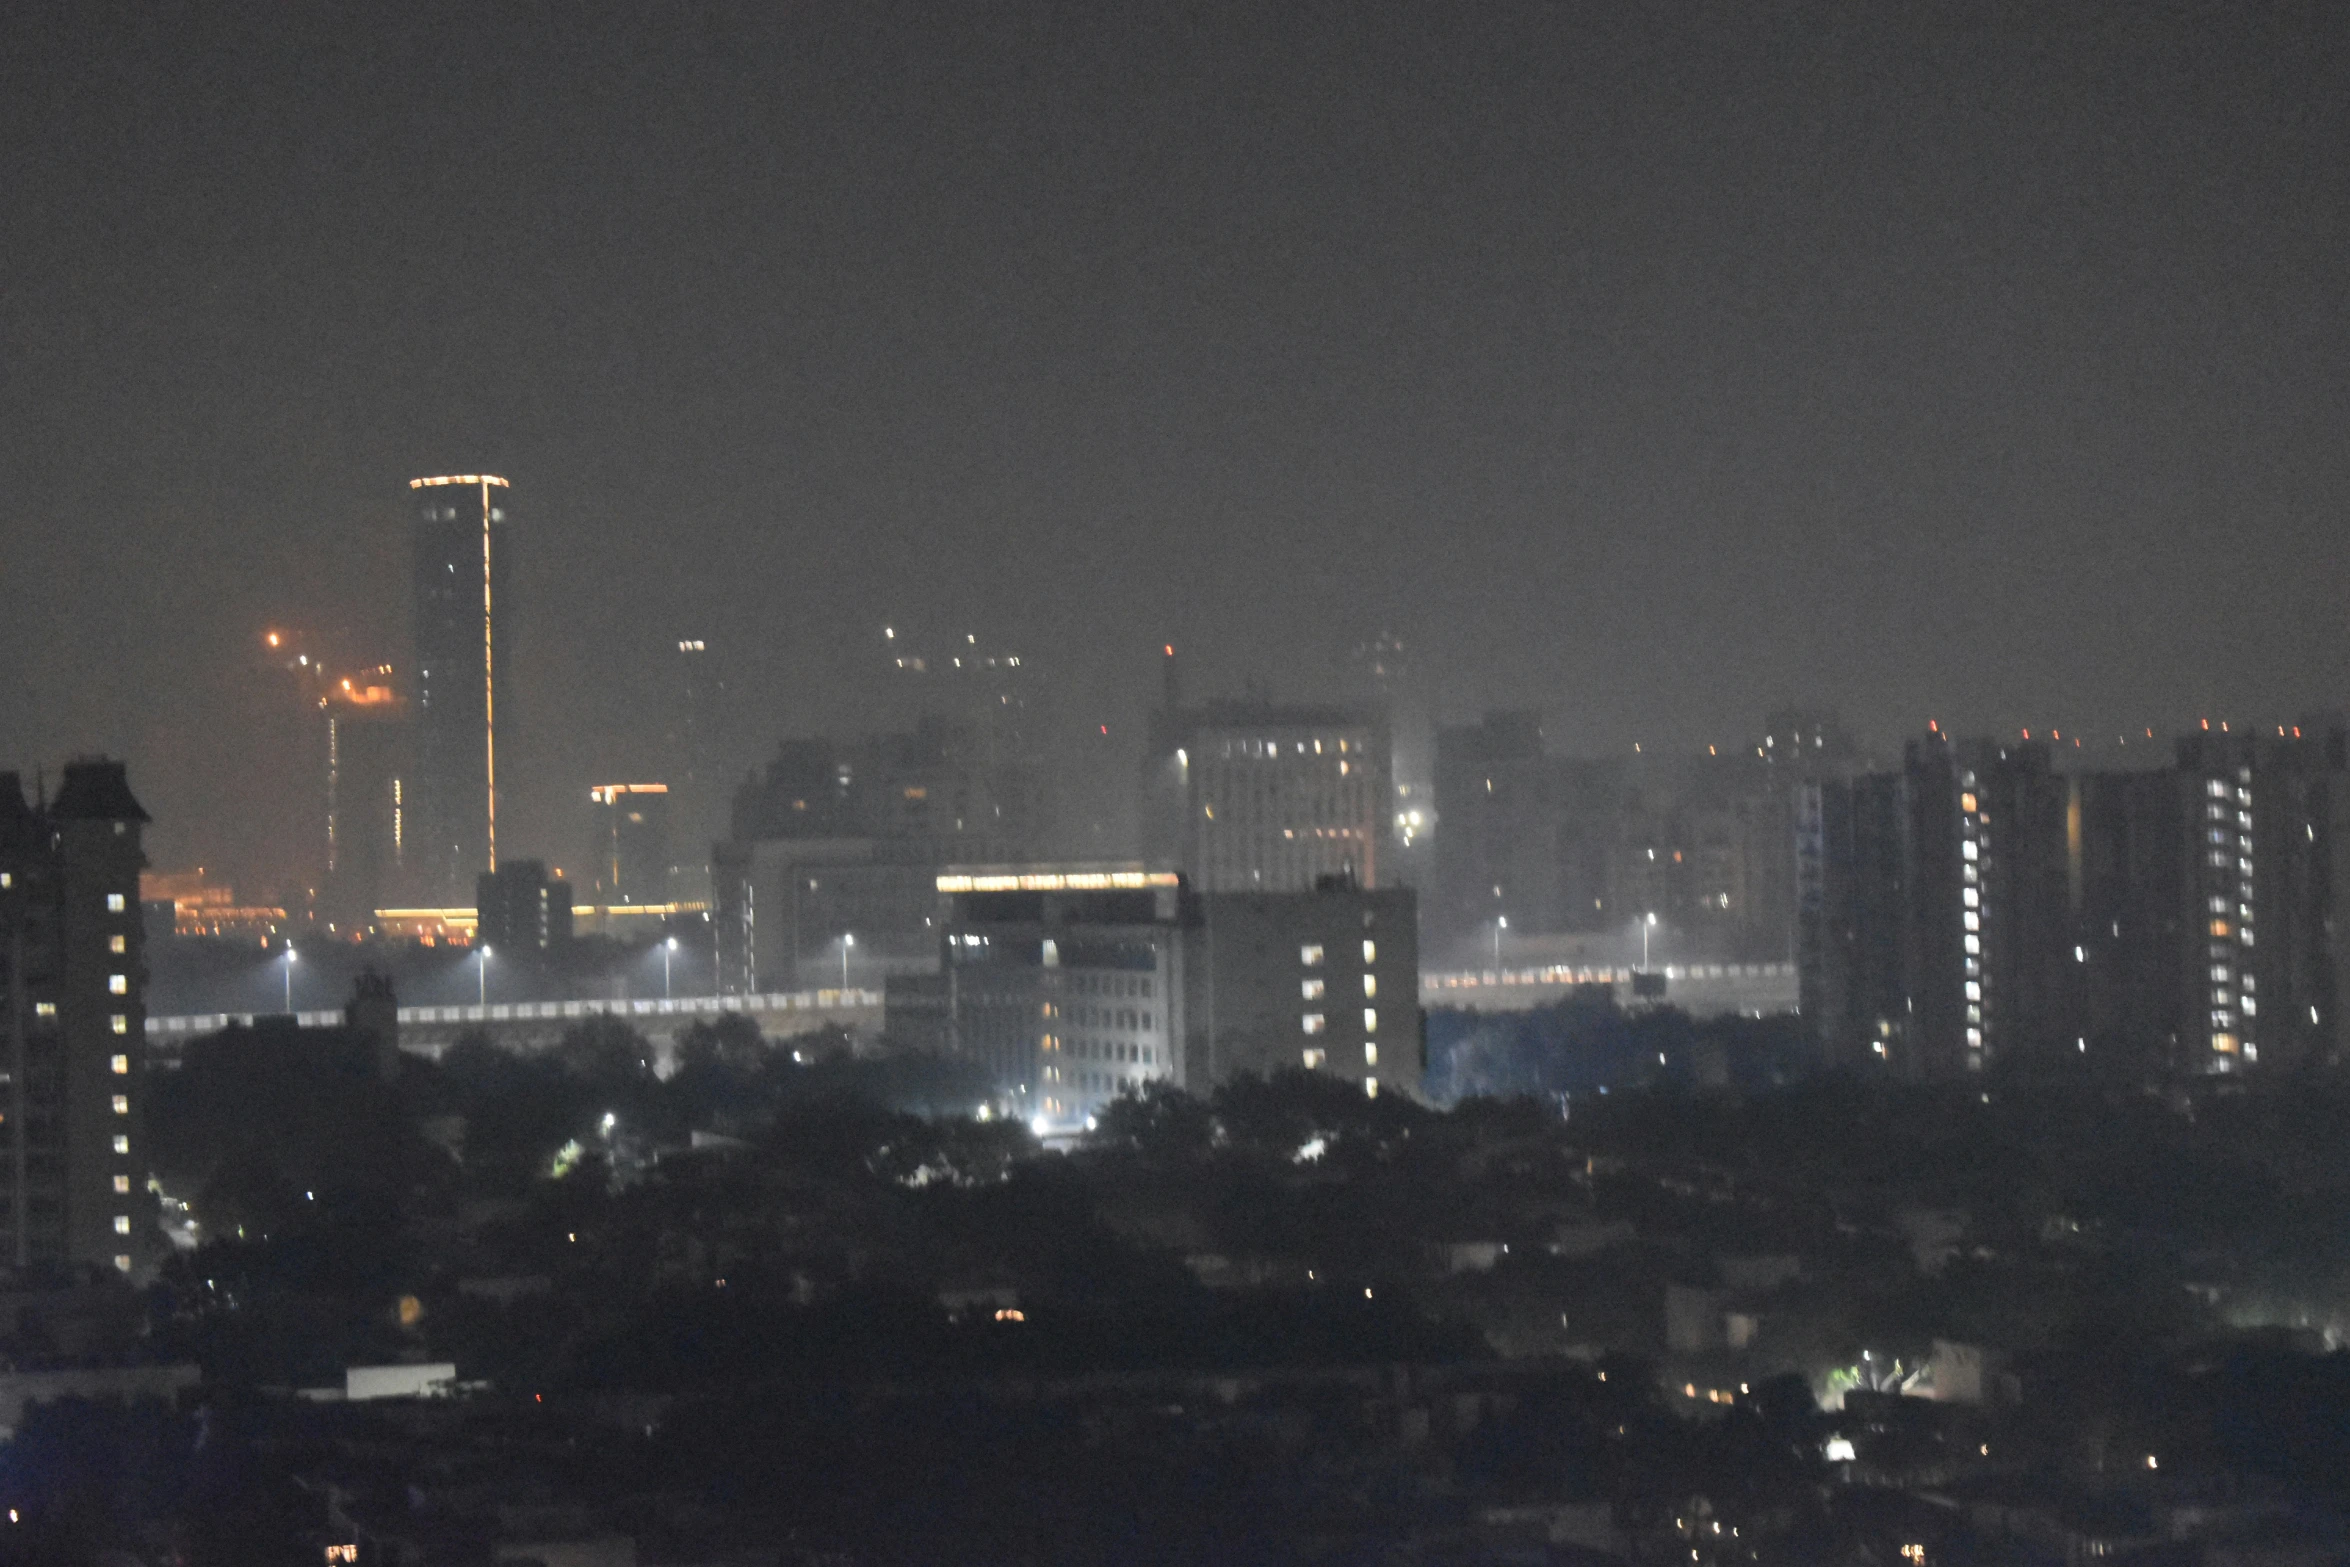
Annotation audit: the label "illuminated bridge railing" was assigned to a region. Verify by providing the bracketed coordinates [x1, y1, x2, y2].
[145, 989, 885, 1037]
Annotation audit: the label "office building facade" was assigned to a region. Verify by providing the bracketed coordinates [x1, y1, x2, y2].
[1143, 653, 1392, 893]
[410, 474, 513, 904]
[918, 868, 1420, 1123]
[0, 762, 156, 1279]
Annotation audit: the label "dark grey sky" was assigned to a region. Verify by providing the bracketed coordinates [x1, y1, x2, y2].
[4, 1, 2346, 885]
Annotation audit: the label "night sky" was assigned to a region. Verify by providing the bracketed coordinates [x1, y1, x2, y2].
[4, 2, 2346, 888]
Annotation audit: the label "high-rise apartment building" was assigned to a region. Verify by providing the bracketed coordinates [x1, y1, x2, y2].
[410, 474, 513, 904]
[0, 762, 156, 1279]
[1799, 727, 2350, 1079]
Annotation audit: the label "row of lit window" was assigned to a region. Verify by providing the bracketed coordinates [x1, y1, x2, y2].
[1302, 1009, 1379, 1035]
[1301, 1044, 1378, 1070]
[1301, 975, 1376, 1001]
[1301, 942, 1376, 967]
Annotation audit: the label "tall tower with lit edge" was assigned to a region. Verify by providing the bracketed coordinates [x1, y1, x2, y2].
[409, 475, 512, 905]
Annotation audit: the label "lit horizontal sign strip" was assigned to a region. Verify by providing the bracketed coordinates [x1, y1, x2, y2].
[147, 988, 882, 1035]
[409, 474, 511, 489]
[936, 872, 1180, 893]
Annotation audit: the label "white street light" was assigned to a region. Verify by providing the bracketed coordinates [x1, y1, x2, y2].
[477, 944, 493, 1006]
[840, 931, 855, 991]
[663, 935, 678, 999]
[1641, 912, 1657, 971]
[1493, 915, 1507, 972]
[283, 946, 297, 1012]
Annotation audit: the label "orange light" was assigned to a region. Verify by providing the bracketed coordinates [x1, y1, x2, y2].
[264, 631, 282, 648]
[1163, 644, 1174, 656]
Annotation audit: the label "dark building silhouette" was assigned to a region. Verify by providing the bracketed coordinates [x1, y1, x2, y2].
[320, 671, 409, 931]
[589, 783, 671, 907]
[666, 638, 728, 895]
[410, 474, 513, 904]
[714, 718, 1043, 992]
[474, 860, 571, 954]
[0, 761, 157, 1279]
[343, 968, 401, 1081]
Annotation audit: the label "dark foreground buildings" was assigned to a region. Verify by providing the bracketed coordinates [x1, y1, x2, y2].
[1800, 726, 2350, 1078]
[0, 762, 156, 1279]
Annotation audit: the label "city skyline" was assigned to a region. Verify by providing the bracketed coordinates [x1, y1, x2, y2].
[5, 2, 2348, 890]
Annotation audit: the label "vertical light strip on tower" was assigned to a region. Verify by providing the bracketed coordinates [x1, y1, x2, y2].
[481, 476, 497, 871]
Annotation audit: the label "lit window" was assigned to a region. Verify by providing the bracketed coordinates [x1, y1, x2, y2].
[1961, 841, 1978, 862]
[111, 1014, 127, 1034]
[113, 1175, 130, 1193]
[1963, 913, 1979, 932]
[106, 893, 125, 912]
[108, 934, 125, 954]
[1362, 940, 1377, 964]
[113, 1215, 130, 1235]
[1364, 1077, 1379, 1099]
[0, 872, 9, 888]
[1363, 1008, 1378, 1032]
[113, 1255, 130, 1273]
[112, 1136, 129, 1155]
[1966, 1028, 1983, 1047]
[1361, 974, 1377, 998]
[110, 1055, 128, 1075]
[1364, 1043, 1379, 1066]
[111, 1095, 128, 1115]
[1964, 981, 1981, 1001]
[1963, 935, 1980, 955]
[1301, 978, 1325, 1000]
[108, 974, 127, 995]
[1302, 1048, 1326, 1069]
[1302, 1014, 1325, 1035]
[1300, 944, 1324, 967]
[1962, 888, 1979, 908]
[34, 1002, 54, 1018]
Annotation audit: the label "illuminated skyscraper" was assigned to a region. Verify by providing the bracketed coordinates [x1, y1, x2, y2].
[409, 475, 512, 904]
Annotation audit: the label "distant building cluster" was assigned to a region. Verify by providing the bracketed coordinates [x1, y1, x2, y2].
[1802, 725, 2350, 1079]
[1427, 707, 1850, 969]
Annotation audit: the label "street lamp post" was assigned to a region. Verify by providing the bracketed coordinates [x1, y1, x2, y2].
[1493, 915, 1507, 972]
[283, 946, 297, 1012]
[1640, 912, 1657, 971]
[663, 935, 678, 1000]
[477, 945, 492, 1006]
[840, 932, 855, 992]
